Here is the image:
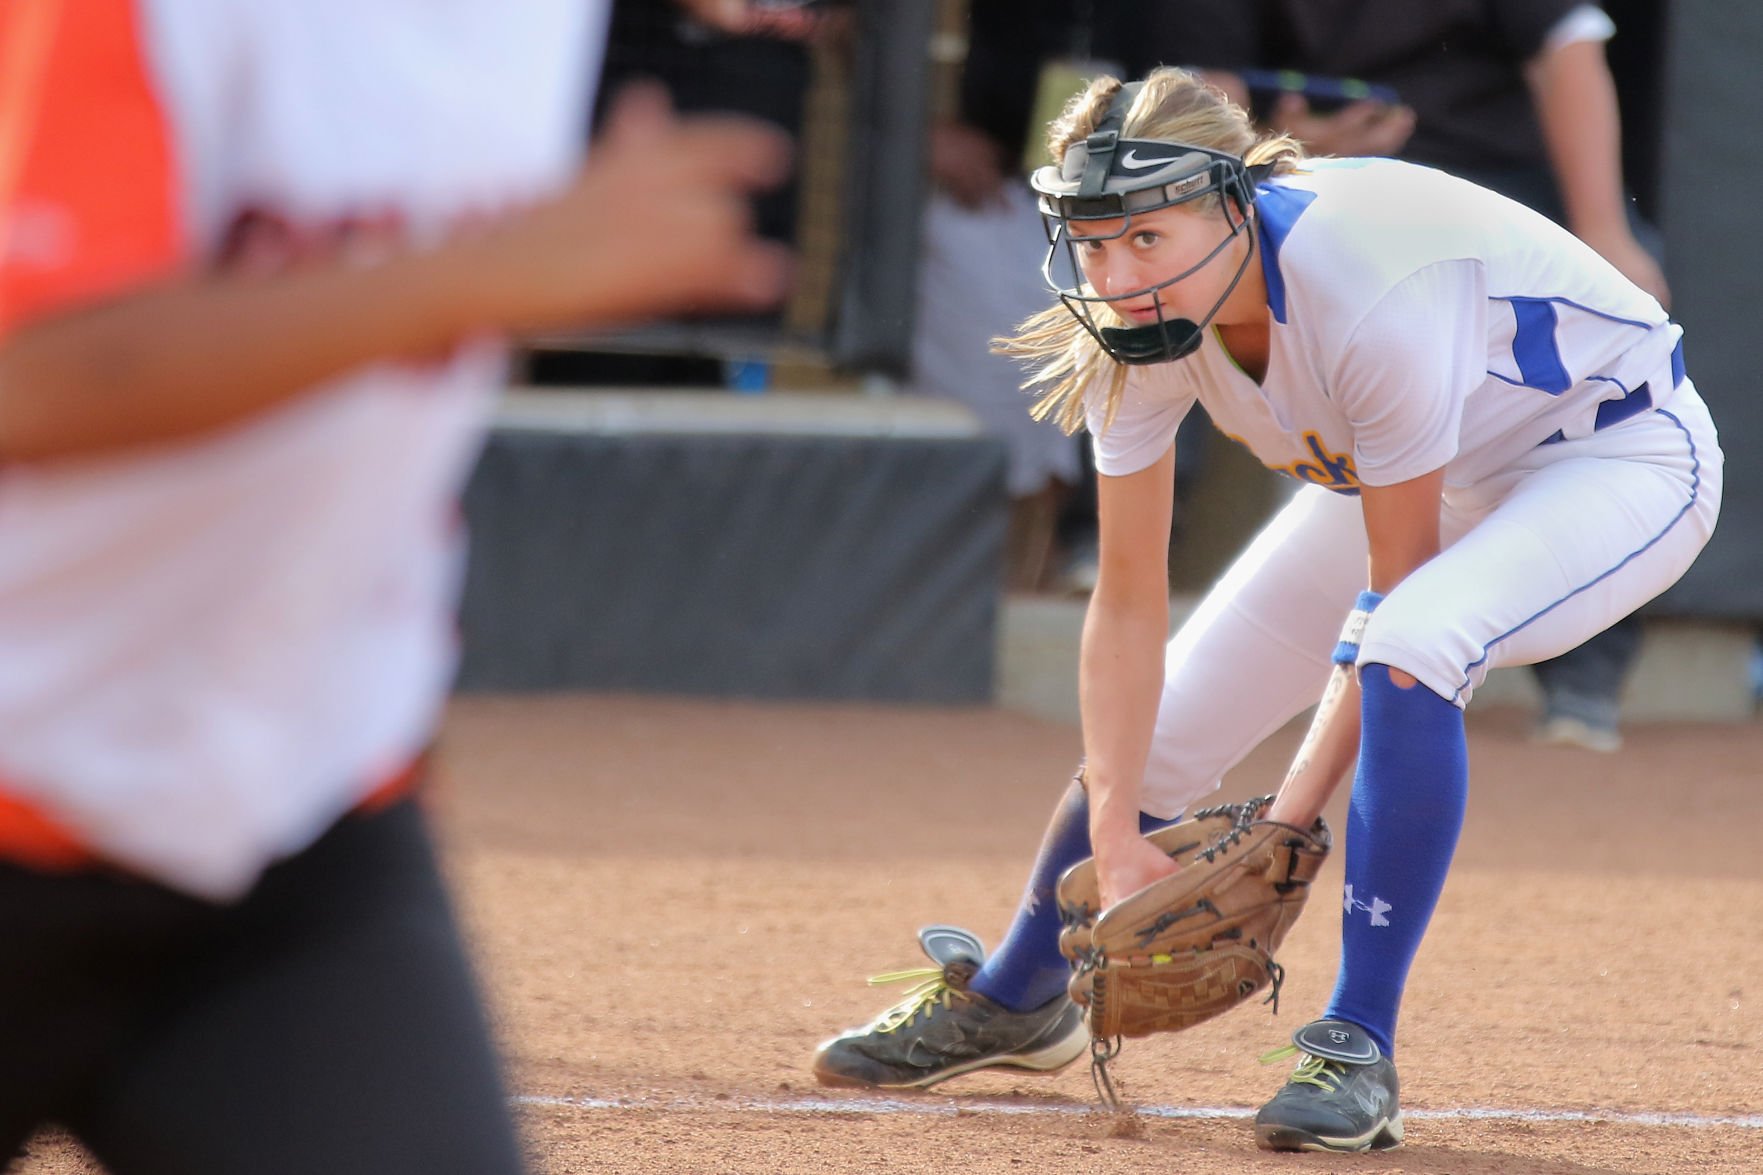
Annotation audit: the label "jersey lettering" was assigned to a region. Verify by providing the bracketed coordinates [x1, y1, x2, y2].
[1276, 432, 1360, 490]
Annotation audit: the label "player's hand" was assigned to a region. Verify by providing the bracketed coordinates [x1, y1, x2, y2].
[460, 83, 793, 332]
[1578, 224, 1671, 310]
[1096, 831, 1181, 911]
[928, 122, 1009, 210]
[1192, 69, 1251, 111]
[1270, 94, 1415, 160]
[674, 0, 823, 41]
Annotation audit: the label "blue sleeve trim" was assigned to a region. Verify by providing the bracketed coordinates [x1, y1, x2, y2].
[1508, 298, 1573, 395]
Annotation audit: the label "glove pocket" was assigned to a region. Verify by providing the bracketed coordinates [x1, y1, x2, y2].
[1084, 943, 1276, 1039]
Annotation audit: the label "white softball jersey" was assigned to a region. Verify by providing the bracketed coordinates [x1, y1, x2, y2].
[1089, 157, 1686, 491]
[0, 0, 607, 899]
[1076, 158, 1722, 816]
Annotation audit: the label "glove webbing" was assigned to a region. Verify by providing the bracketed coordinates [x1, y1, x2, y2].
[1085, 956, 1288, 1112]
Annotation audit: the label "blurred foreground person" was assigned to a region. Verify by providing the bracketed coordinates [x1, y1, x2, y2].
[0, 2, 786, 1172]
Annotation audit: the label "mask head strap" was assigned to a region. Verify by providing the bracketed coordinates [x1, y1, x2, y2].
[1076, 82, 1141, 198]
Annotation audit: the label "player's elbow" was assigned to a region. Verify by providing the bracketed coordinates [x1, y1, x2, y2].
[1090, 545, 1170, 613]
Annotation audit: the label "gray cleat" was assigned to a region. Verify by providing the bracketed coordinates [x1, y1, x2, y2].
[1255, 1019, 1404, 1152]
[812, 925, 1088, 1090]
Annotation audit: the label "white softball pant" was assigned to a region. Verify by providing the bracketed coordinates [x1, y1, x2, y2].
[1138, 383, 1722, 819]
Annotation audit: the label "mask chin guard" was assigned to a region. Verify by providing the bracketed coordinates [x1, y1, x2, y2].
[1098, 319, 1206, 366]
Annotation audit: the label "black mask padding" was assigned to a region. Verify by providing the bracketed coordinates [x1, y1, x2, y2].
[1099, 319, 1204, 365]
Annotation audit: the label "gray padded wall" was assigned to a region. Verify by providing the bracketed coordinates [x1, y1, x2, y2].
[455, 413, 1008, 702]
[1654, 3, 1763, 618]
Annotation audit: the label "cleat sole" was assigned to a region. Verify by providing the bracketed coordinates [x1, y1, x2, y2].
[1256, 1113, 1404, 1153]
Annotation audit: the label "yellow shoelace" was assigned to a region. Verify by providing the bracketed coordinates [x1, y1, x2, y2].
[1287, 1053, 1346, 1091]
[1257, 1044, 1344, 1091]
[864, 966, 955, 1034]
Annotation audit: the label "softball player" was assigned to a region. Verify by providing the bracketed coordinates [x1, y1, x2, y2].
[0, 2, 786, 1170]
[814, 67, 1719, 1153]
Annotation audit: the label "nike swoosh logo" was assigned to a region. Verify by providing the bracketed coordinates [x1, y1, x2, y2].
[1117, 149, 1175, 171]
[1355, 1084, 1388, 1117]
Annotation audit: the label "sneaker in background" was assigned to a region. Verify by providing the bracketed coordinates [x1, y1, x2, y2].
[1533, 713, 1623, 753]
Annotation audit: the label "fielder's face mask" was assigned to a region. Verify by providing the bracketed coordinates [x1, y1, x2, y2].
[1029, 82, 1271, 365]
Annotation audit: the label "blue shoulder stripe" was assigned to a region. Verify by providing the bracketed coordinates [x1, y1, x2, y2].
[1254, 184, 1317, 325]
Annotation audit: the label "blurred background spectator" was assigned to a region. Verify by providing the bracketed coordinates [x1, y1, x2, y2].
[528, 0, 857, 390]
[905, 1, 1078, 590]
[913, 0, 1223, 592]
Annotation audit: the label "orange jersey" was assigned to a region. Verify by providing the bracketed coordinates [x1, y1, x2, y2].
[0, 0, 606, 898]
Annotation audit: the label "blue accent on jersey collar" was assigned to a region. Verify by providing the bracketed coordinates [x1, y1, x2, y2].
[1254, 183, 1317, 324]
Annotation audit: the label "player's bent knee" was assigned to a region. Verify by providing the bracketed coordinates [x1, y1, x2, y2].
[1360, 661, 1451, 707]
[1354, 599, 1475, 705]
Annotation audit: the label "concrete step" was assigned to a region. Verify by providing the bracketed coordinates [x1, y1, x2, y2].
[995, 593, 1759, 727]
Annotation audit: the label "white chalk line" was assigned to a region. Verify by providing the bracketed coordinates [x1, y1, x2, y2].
[515, 1091, 1763, 1131]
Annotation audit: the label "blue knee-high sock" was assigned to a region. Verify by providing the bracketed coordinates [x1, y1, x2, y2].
[1323, 663, 1469, 1058]
[969, 778, 1175, 1011]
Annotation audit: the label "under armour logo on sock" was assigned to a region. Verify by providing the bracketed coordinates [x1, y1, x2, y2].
[1343, 883, 1392, 927]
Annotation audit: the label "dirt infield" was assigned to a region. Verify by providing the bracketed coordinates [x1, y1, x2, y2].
[17, 695, 1763, 1174]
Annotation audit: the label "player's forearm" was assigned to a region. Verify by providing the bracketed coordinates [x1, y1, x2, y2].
[0, 245, 484, 462]
[1266, 664, 1362, 827]
[1266, 470, 1444, 825]
[1526, 38, 1630, 241]
[1078, 585, 1170, 853]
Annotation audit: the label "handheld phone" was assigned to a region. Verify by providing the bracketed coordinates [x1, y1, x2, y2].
[1236, 68, 1402, 113]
